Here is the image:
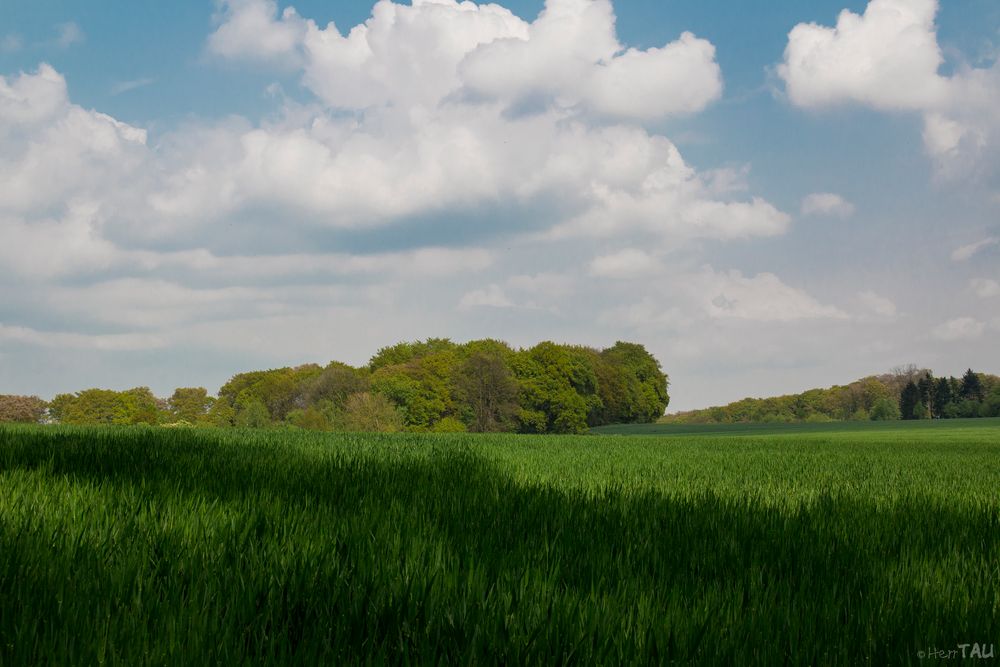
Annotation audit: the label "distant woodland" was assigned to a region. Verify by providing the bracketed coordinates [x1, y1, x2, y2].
[663, 366, 1000, 424]
[0, 339, 669, 435]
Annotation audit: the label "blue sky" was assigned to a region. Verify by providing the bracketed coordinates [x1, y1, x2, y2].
[1, 0, 998, 410]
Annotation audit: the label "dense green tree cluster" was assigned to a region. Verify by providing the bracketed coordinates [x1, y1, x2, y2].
[204, 339, 668, 434]
[898, 369, 1000, 420]
[665, 368, 999, 424]
[19, 339, 668, 434]
[47, 388, 164, 426]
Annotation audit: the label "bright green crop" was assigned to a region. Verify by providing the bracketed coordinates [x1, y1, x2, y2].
[1, 422, 998, 665]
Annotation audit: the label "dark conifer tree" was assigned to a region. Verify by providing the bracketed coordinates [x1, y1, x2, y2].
[960, 369, 984, 402]
[933, 377, 953, 418]
[917, 372, 935, 418]
[899, 381, 921, 421]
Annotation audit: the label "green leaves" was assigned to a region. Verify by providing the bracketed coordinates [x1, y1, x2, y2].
[46, 339, 671, 434]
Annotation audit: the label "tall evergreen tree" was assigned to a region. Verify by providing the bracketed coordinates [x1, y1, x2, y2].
[960, 369, 984, 402]
[932, 377, 953, 418]
[917, 372, 935, 418]
[899, 381, 921, 421]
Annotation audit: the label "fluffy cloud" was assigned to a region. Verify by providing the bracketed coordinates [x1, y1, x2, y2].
[210, 0, 722, 120]
[930, 316, 986, 341]
[304, 0, 529, 111]
[779, 0, 946, 111]
[970, 278, 1000, 298]
[779, 0, 1000, 181]
[0, 65, 147, 192]
[176, 0, 773, 245]
[603, 266, 848, 326]
[2, 1, 799, 398]
[0, 66, 150, 280]
[208, 0, 307, 64]
[695, 268, 848, 322]
[1, 63, 74, 128]
[459, 7, 722, 120]
[801, 192, 854, 218]
[0, 57, 768, 281]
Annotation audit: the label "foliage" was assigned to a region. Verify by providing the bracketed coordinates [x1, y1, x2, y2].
[371, 349, 459, 430]
[932, 377, 953, 417]
[168, 387, 214, 424]
[286, 405, 331, 431]
[217, 364, 324, 423]
[512, 342, 598, 434]
[983, 387, 1000, 418]
[599, 341, 671, 422]
[206, 398, 237, 428]
[368, 338, 458, 372]
[454, 348, 519, 432]
[303, 362, 369, 409]
[234, 393, 271, 429]
[899, 381, 922, 420]
[0, 395, 48, 424]
[665, 368, 998, 425]
[869, 397, 901, 421]
[53, 387, 164, 425]
[343, 392, 404, 433]
[432, 416, 467, 433]
[38, 338, 669, 434]
[1, 423, 998, 663]
[961, 368, 985, 402]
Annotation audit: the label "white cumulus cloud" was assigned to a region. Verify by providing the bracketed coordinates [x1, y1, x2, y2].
[210, 0, 722, 121]
[779, 0, 1000, 182]
[1, 1, 796, 382]
[208, 0, 307, 64]
[801, 192, 855, 218]
[779, 0, 946, 111]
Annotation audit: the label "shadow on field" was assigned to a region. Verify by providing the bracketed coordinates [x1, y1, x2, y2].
[1, 427, 998, 664]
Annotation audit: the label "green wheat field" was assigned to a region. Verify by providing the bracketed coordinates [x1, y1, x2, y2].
[2, 420, 999, 664]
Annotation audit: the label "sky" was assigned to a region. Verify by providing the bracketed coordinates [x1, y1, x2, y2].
[0, 0, 998, 412]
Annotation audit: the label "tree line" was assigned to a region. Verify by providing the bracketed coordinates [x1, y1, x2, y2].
[664, 366, 1000, 425]
[0, 339, 670, 434]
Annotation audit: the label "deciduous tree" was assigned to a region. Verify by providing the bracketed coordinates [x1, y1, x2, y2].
[455, 349, 519, 432]
[169, 387, 214, 424]
[0, 395, 48, 423]
[343, 392, 403, 432]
